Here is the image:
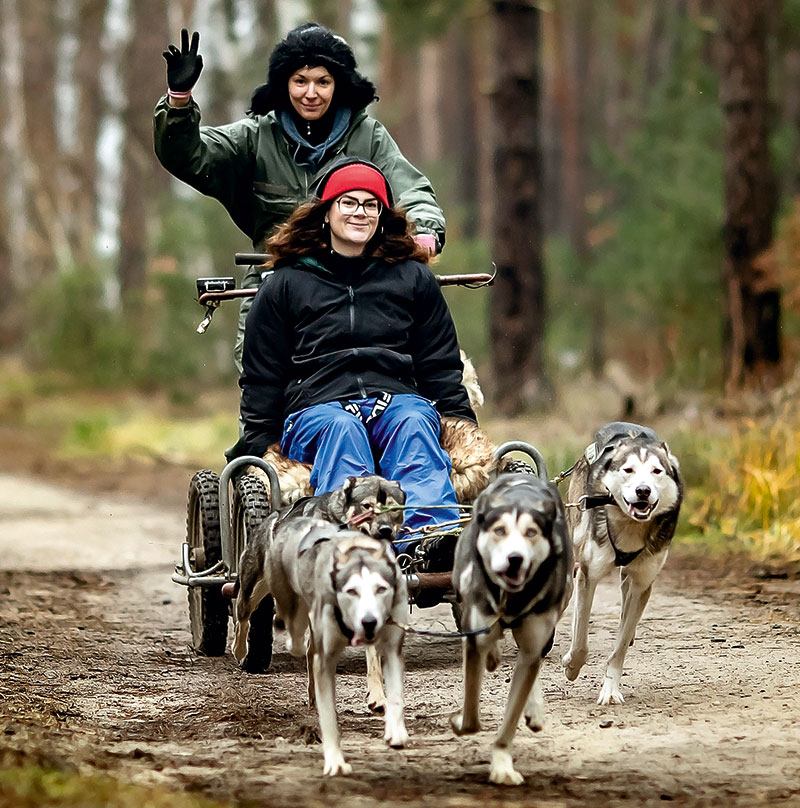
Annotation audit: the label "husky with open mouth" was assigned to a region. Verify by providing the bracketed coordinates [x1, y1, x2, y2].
[450, 474, 572, 785]
[237, 517, 408, 776]
[562, 421, 683, 705]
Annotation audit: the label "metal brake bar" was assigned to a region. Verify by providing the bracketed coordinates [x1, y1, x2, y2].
[171, 542, 226, 587]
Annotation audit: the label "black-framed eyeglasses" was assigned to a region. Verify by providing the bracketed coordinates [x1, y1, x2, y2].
[336, 196, 383, 217]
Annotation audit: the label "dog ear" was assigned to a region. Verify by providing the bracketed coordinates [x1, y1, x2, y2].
[384, 479, 406, 505]
[661, 442, 681, 475]
[342, 476, 358, 504]
[327, 476, 358, 519]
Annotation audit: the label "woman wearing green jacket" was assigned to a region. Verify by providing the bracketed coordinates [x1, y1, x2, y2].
[154, 23, 446, 370]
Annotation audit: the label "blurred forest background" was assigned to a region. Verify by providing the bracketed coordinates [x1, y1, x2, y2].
[1, 0, 799, 560]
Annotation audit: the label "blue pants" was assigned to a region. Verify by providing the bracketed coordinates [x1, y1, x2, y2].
[280, 394, 460, 546]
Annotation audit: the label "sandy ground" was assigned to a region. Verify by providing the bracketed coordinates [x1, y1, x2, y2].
[1, 460, 800, 808]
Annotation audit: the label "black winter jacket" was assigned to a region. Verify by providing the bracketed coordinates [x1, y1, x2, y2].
[239, 254, 476, 455]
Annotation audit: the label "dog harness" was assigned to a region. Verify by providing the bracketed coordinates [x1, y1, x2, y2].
[582, 501, 645, 567]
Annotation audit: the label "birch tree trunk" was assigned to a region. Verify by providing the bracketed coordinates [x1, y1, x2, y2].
[489, 0, 550, 413]
[719, 0, 781, 392]
[0, 0, 27, 345]
[71, 0, 106, 266]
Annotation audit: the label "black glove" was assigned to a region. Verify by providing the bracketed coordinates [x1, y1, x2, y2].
[162, 29, 203, 93]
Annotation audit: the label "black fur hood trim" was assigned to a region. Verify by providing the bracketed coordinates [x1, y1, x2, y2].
[249, 22, 377, 115]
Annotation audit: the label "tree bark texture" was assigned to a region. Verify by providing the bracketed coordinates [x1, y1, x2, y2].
[21, 0, 68, 270]
[118, 0, 169, 307]
[489, 0, 551, 413]
[718, 0, 781, 392]
[378, 19, 420, 162]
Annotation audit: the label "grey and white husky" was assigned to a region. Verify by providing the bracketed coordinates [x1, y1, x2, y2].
[235, 516, 408, 776]
[450, 474, 573, 785]
[562, 421, 683, 705]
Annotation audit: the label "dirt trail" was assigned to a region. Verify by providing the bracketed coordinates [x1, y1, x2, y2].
[1, 470, 799, 807]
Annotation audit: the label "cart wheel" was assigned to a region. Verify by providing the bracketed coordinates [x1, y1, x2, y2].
[187, 469, 229, 656]
[232, 474, 274, 674]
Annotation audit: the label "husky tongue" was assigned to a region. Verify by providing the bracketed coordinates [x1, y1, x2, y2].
[628, 500, 652, 519]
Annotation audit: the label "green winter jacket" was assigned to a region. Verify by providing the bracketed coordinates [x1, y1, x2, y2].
[152, 96, 446, 250]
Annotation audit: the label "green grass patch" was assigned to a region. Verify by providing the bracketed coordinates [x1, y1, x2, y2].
[0, 762, 229, 808]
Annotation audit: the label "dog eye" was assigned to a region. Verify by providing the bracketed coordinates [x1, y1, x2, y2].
[525, 528, 537, 538]
[652, 467, 663, 475]
[375, 585, 388, 595]
[344, 587, 359, 597]
[623, 467, 634, 474]
[494, 526, 507, 536]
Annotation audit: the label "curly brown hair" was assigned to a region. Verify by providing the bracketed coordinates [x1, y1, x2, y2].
[262, 198, 430, 268]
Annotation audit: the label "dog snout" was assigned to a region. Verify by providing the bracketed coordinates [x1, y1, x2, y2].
[506, 553, 524, 576]
[361, 616, 378, 640]
[377, 524, 394, 541]
[635, 484, 652, 501]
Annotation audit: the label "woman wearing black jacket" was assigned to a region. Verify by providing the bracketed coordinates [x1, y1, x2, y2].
[239, 159, 475, 543]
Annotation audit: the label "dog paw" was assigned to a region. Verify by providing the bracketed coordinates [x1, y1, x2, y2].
[489, 749, 524, 786]
[231, 625, 248, 664]
[597, 677, 624, 705]
[384, 722, 409, 749]
[369, 700, 386, 715]
[485, 646, 500, 673]
[323, 750, 352, 777]
[449, 711, 480, 736]
[562, 649, 587, 681]
[524, 711, 544, 733]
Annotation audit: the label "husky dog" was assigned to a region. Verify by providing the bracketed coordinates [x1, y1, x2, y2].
[234, 475, 405, 714]
[450, 474, 572, 786]
[284, 474, 406, 541]
[244, 518, 408, 776]
[562, 421, 683, 705]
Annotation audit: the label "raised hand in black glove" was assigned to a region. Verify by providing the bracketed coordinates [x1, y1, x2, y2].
[162, 29, 203, 93]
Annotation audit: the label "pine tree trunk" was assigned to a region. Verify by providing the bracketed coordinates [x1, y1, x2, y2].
[489, 0, 550, 414]
[118, 0, 169, 308]
[21, 0, 69, 270]
[377, 19, 420, 162]
[468, 7, 494, 240]
[719, 0, 781, 392]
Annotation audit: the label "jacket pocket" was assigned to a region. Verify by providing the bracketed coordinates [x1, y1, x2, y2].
[252, 183, 301, 220]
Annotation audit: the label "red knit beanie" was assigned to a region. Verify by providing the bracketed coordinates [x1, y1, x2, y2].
[320, 162, 390, 208]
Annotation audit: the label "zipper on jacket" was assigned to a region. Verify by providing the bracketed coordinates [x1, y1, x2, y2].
[348, 285, 367, 397]
[348, 286, 355, 332]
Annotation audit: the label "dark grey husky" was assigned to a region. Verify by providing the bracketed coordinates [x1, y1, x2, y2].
[561, 421, 683, 705]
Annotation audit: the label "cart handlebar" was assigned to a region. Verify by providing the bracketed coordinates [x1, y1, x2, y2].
[193, 257, 495, 333]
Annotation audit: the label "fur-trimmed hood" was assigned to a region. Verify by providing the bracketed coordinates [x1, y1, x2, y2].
[249, 22, 377, 115]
